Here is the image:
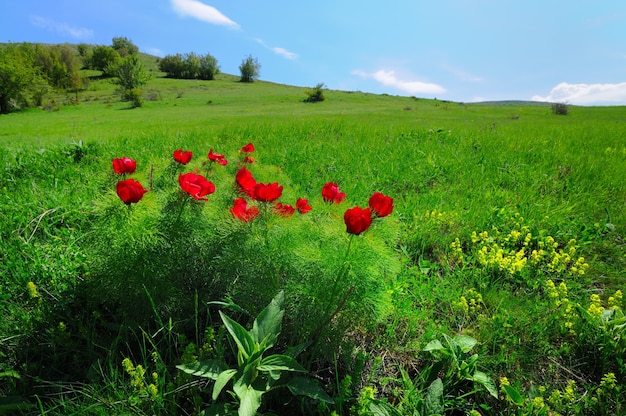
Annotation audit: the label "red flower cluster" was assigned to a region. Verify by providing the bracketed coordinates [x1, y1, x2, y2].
[112, 157, 137, 175]
[112, 157, 147, 204]
[208, 149, 228, 166]
[231, 164, 309, 222]
[179, 172, 216, 201]
[116, 178, 147, 205]
[341, 191, 393, 235]
[322, 182, 346, 204]
[173, 148, 193, 165]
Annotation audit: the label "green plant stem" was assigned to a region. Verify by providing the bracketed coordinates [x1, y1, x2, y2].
[325, 234, 354, 317]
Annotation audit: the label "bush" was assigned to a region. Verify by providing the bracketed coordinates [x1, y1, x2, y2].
[551, 102, 569, 115]
[303, 83, 326, 103]
[239, 55, 260, 83]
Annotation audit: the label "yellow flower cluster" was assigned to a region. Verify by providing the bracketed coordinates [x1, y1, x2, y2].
[547, 380, 578, 412]
[608, 290, 623, 309]
[122, 357, 159, 400]
[531, 238, 588, 276]
[450, 237, 464, 264]
[587, 294, 605, 319]
[454, 288, 484, 316]
[545, 280, 577, 336]
[26, 281, 39, 299]
[423, 209, 457, 227]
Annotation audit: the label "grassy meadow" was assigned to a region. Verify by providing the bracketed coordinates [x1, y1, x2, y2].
[1, 62, 626, 415]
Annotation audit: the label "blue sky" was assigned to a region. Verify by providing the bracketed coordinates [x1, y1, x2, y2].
[2, 0, 626, 105]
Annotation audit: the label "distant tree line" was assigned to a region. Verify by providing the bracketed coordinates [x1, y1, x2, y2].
[158, 52, 219, 80]
[0, 36, 262, 114]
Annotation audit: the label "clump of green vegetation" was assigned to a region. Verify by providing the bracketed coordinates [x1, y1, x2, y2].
[304, 83, 326, 103]
[551, 102, 569, 115]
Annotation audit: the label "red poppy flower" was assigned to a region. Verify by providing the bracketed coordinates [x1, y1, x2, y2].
[208, 149, 227, 165]
[112, 157, 137, 174]
[179, 173, 215, 201]
[368, 192, 394, 217]
[254, 182, 283, 202]
[344, 206, 373, 235]
[274, 202, 295, 217]
[230, 198, 259, 222]
[296, 198, 312, 214]
[173, 148, 193, 165]
[235, 167, 257, 197]
[322, 182, 346, 204]
[240, 143, 255, 153]
[116, 179, 147, 205]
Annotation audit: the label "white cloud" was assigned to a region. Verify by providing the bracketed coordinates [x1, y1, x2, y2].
[30, 16, 93, 39]
[272, 47, 298, 60]
[254, 38, 298, 60]
[352, 69, 446, 95]
[532, 82, 626, 105]
[171, 0, 239, 28]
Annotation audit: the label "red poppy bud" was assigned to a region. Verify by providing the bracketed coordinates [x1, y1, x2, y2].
[344, 206, 373, 235]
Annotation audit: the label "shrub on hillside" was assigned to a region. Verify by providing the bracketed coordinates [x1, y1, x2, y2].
[304, 83, 326, 103]
[551, 102, 569, 115]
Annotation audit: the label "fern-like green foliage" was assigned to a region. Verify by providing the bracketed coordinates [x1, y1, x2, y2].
[84, 146, 401, 357]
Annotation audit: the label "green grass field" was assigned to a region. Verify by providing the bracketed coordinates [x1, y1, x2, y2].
[1, 64, 625, 415]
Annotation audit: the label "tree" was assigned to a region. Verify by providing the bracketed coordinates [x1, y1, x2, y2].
[89, 45, 121, 75]
[197, 53, 219, 80]
[109, 54, 151, 106]
[239, 55, 260, 83]
[111, 36, 139, 57]
[0, 45, 37, 113]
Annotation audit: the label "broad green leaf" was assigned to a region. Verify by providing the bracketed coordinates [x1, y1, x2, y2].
[453, 335, 478, 353]
[258, 354, 307, 372]
[237, 385, 263, 416]
[177, 359, 227, 380]
[502, 384, 525, 406]
[251, 291, 284, 349]
[212, 369, 237, 401]
[220, 311, 257, 359]
[424, 378, 444, 415]
[472, 370, 498, 398]
[423, 339, 443, 352]
[287, 376, 334, 404]
[368, 399, 403, 416]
